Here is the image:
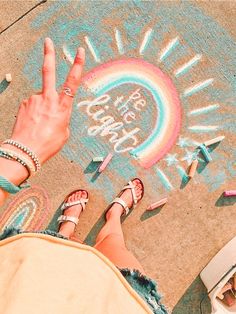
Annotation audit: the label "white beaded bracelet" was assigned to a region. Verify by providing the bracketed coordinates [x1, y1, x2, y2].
[0, 147, 36, 177]
[3, 139, 41, 173]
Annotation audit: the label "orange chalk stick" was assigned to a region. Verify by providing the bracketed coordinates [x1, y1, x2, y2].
[147, 198, 168, 211]
[98, 153, 113, 173]
[188, 159, 198, 178]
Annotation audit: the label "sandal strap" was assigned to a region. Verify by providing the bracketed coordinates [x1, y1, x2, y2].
[61, 198, 88, 211]
[57, 215, 79, 225]
[112, 197, 130, 216]
[122, 181, 138, 206]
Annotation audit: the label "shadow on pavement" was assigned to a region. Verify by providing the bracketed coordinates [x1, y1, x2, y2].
[215, 193, 236, 207]
[172, 276, 211, 314]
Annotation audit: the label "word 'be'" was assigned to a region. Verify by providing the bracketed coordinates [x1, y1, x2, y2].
[77, 89, 147, 153]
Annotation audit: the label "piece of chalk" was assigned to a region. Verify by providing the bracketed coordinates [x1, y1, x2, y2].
[204, 136, 225, 147]
[188, 159, 198, 178]
[223, 190, 236, 197]
[98, 153, 113, 173]
[5, 73, 12, 82]
[147, 198, 168, 211]
[199, 144, 212, 162]
[93, 157, 104, 162]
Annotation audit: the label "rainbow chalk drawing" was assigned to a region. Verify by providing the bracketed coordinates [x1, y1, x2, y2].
[81, 58, 182, 169]
[0, 186, 51, 232]
[22, 0, 236, 195]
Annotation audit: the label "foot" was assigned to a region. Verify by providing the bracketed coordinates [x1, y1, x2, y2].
[58, 190, 88, 238]
[105, 179, 143, 221]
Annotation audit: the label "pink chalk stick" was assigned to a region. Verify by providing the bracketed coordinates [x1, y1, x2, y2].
[223, 190, 236, 197]
[98, 153, 113, 173]
[147, 198, 168, 211]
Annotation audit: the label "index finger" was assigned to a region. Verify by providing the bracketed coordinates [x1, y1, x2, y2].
[42, 37, 56, 94]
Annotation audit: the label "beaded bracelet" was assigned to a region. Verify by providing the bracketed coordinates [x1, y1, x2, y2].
[3, 139, 41, 173]
[0, 151, 30, 180]
[0, 148, 36, 177]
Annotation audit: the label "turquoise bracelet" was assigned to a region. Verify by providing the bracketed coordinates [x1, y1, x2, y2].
[0, 176, 30, 194]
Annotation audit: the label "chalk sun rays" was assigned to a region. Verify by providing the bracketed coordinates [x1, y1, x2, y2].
[61, 23, 221, 189]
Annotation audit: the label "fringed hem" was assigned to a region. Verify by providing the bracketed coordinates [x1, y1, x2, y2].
[0, 227, 68, 241]
[118, 268, 168, 314]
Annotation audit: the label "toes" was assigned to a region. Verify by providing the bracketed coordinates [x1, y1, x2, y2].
[71, 193, 76, 201]
[132, 179, 143, 200]
[77, 191, 82, 199]
[67, 190, 84, 203]
[68, 194, 74, 202]
[136, 190, 142, 199]
[81, 191, 87, 198]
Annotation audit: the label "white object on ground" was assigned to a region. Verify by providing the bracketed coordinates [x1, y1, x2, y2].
[147, 198, 167, 211]
[200, 236, 236, 314]
[5, 73, 12, 82]
[93, 157, 104, 162]
[204, 136, 225, 147]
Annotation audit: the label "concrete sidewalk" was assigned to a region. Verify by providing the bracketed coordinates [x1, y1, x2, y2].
[0, 1, 235, 311]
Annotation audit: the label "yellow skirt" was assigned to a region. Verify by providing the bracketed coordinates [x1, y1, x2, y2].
[0, 233, 152, 314]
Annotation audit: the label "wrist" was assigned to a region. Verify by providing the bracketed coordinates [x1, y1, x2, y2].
[0, 153, 29, 186]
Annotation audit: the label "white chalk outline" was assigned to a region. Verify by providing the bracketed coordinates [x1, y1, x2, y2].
[174, 54, 202, 77]
[84, 36, 101, 63]
[159, 36, 179, 62]
[183, 78, 214, 97]
[139, 28, 153, 55]
[114, 28, 124, 55]
[188, 104, 220, 116]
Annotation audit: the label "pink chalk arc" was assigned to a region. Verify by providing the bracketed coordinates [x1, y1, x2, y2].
[81, 58, 182, 168]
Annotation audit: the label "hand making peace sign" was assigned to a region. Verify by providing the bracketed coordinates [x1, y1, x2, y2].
[4, 38, 85, 164]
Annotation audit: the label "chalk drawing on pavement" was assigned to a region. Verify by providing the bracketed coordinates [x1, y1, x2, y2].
[22, 1, 236, 195]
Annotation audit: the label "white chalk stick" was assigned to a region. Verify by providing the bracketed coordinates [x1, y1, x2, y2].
[93, 157, 104, 162]
[98, 153, 113, 173]
[204, 136, 225, 146]
[5, 73, 12, 82]
[147, 198, 168, 211]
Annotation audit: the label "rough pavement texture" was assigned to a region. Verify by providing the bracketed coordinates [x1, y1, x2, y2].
[0, 1, 235, 312]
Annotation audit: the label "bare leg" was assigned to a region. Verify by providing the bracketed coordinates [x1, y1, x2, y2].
[94, 179, 145, 273]
[58, 190, 87, 239]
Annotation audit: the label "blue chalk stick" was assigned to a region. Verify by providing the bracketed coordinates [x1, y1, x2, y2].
[199, 144, 212, 162]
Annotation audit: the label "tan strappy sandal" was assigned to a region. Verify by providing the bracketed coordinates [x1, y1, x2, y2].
[105, 178, 144, 220]
[57, 189, 89, 227]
